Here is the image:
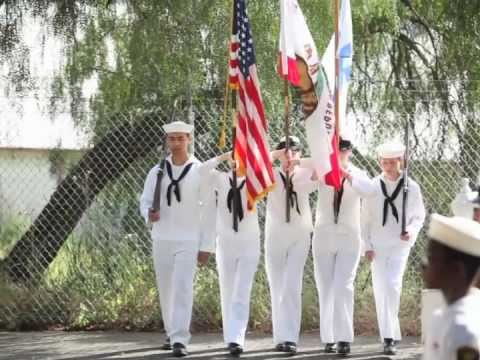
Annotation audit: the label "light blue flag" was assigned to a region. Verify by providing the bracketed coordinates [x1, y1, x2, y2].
[321, 0, 353, 129]
[338, 0, 353, 103]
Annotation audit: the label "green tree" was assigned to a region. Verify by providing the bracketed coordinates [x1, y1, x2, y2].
[1, 0, 479, 280]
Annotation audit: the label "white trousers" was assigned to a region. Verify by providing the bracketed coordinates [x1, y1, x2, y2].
[265, 235, 310, 344]
[371, 247, 410, 341]
[153, 240, 198, 345]
[313, 240, 361, 343]
[217, 241, 259, 346]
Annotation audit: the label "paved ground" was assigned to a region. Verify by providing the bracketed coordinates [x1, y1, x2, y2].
[0, 331, 422, 360]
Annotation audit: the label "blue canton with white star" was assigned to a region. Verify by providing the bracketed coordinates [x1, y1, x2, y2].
[234, 0, 256, 78]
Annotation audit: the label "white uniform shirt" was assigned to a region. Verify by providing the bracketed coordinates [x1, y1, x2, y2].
[359, 173, 426, 251]
[199, 158, 260, 253]
[265, 167, 316, 235]
[424, 288, 480, 360]
[140, 155, 214, 250]
[315, 164, 370, 248]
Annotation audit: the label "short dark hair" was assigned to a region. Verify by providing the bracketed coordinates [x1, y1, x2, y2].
[339, 138, 353, 151]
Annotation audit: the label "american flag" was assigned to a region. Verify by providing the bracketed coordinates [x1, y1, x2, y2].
[229, 0, 275, 210]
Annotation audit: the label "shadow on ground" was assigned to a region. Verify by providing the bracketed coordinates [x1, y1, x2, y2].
[0, 331, 422, 360]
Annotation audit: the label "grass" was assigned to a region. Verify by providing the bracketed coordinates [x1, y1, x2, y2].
[0, 213, 424, 335]
[0, 213, 30, 260]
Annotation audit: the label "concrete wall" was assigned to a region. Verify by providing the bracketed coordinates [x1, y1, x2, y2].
[0, 147, 84, 220]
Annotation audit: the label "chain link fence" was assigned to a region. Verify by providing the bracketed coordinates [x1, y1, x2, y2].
[0, 83, 479, 335]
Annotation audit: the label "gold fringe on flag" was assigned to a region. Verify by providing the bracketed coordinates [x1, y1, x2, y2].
[218, 125, 227, 149]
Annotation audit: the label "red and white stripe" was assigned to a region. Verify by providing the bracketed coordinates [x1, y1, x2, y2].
[229, 47, 274, 210]
[228, 34, 240, 89]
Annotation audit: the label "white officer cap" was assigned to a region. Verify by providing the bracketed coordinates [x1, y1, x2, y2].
[377, 141, 405, 159]
[162, 120, 194, 134]
[427, 213, 480, 257]
[278, 135, 300, 144]
[276, 135, 301, 151]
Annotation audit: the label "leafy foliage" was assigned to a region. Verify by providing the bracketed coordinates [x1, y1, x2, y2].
[1, 1, 479, 156]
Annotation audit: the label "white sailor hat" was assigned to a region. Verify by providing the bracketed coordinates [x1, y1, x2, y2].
[427, 213, 480, 257]
[278, 135, 300, 144]
[162, 120, 194, 134]
[377, 141, 405, 159]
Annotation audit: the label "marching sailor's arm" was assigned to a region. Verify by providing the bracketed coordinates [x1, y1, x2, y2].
[197, 156, 221, 177]
[197, 152, 233, 253]
[271, 151, 316, 176]
[198, 172, 217, 253]
[199, 222, 216, 252]
[290, 156, 319, 183]
[361, 198, 374, 254]
[272, 153, 318, 192]
[344, 168, 376, 197]
[139, 166, 158, 224]
[405, 181, 426, 240]
[198, 152, 234, 177]
[276, 154, 315, 172]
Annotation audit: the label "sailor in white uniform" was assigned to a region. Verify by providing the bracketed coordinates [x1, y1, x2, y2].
[356, 140, 426, 355]
[310, 138, 372, 355]
[139, 121, 214, 357]
[423, 214, 480, 360]
[198, 152, 260, 356]
[265, 136, 316, 355]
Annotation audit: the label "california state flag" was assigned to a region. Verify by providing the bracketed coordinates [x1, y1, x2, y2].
[278, 0, 341, 189]
[278, 0, 320, 86]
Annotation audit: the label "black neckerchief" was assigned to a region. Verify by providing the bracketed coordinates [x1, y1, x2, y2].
[165, 160, 194, 206]
[380, 177, 404, 226]
[280, 172, 301, 215]
[333, 177, 347, 224]
[227, 178, 246, 222]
